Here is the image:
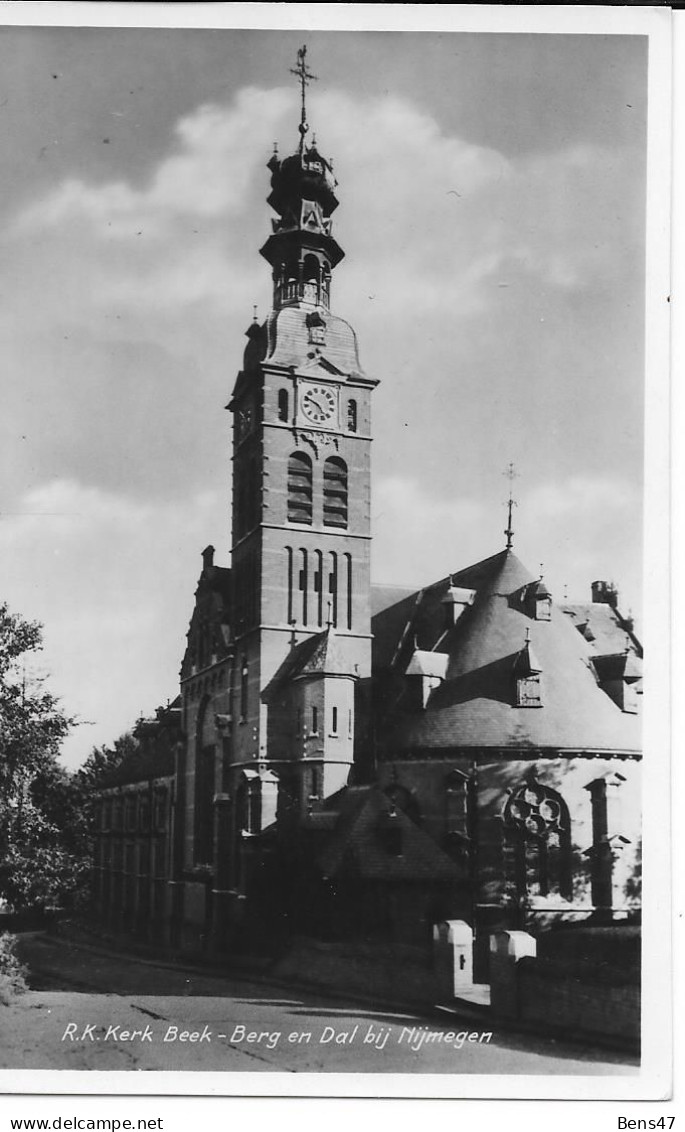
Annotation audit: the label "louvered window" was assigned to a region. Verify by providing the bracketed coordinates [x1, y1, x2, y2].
[287, 452, 313, 524]
[323, 457, 348, 529]
[517, 675, 542, 707]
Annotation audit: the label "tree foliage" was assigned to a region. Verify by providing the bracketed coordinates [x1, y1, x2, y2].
[0, 602, 78, 911]
[0, 601, 141, 913]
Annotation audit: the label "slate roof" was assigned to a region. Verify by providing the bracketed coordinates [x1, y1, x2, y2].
[317, 785, 464, 882]
[267, 626, 358, 690]
[372, 549, 641, 756]
[264, 306, 371, 382]
[562, 601, 641, 657]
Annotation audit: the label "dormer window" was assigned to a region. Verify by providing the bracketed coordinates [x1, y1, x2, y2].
[405, 650, 448, 709]
[535, 596, 552, 621]
[516, 674, 542, 707]
[513, 633, 543, 707]
[592, 652, 642, 713]
[522, 577, 552, 620]
[306, 308, 327, 345]
[441, 585, 476, 628]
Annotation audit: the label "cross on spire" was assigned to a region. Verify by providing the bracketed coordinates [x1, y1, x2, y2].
[290, 45, 317, 153]
[503, 462, 519, 550]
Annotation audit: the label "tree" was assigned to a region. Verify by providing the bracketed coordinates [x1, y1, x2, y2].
[0, 602, 76, 912]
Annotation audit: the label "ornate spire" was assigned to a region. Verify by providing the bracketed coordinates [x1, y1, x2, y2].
[503, 462, 519, 550]
[261, 48, 343, 313]
[290, 45, 317, 154]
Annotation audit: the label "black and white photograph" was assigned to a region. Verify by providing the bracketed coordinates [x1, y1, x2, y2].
[0, 2, 672, 1105]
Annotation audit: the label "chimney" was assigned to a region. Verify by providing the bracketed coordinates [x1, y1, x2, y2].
[591, 580, 618, 608]
[202, 545, 215, 571]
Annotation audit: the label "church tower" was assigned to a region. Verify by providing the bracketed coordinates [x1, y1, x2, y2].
[226, 49, 378, 835]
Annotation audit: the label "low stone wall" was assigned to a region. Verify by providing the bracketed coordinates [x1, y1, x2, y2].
[489, 928, 640, 1050]
[272, 937, 438, 1006]
[518, 956, 640, 1043]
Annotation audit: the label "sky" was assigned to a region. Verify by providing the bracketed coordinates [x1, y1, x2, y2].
[0, 22, 649, 767]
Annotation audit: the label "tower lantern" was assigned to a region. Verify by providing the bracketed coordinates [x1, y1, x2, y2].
[261, 47, 343, 313]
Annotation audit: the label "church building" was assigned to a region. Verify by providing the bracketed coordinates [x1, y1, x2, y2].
[91, 51, 642, 974]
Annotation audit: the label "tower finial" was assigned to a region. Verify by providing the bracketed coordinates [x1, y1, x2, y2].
[290, 45, 317, 154]
[503, 462, 519, 550]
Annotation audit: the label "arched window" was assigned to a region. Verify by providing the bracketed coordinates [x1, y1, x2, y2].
[503, 780, 572, 901]
[328, 552, 338, 627]
[314, 550, 323, 626]
[323, 457, 348, 529]
[286, 547, 293, 624]
[194, 697, 215, 865]
[302, 253, 320, 284]
[347, 399, 358, 433]
[344, 552, 352, 630]
[299, 548, 308, 625]
[287, 452, 313, 524]
[278, 389, 289, 422]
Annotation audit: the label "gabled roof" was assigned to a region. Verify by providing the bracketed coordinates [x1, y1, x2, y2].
[373, 549, 641, 755]
[317, 785, 464, 882]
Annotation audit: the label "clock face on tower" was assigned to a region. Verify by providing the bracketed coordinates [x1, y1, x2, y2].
[300, 383, 337, 426]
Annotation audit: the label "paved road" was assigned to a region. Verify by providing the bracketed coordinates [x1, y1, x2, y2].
[2, 933, 637, 1075]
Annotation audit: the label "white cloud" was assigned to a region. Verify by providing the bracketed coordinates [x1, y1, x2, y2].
[0, 480, 225, 767]
[525, 475, 640, 519]
[13, 88, 292, 238]
[7, 84, 634, 332]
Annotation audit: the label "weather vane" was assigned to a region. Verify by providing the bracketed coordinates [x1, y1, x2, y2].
[291, 45, 317, 153]
[503, 462, 519, 550]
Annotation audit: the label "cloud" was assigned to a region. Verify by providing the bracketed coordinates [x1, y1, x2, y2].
[0, 480, 225, 766]
[13, 88, 292, 238]
[525, 475, 640, 519]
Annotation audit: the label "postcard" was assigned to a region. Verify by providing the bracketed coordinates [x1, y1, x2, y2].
[0, 0, 673, 1110]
